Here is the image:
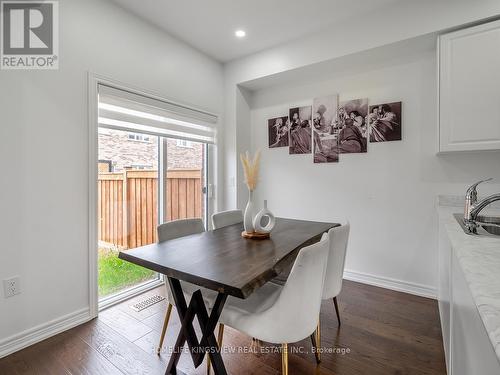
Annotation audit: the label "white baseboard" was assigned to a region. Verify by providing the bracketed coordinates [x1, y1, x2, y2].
[0, 307, 92, 359]
[343, 269, 437, 299]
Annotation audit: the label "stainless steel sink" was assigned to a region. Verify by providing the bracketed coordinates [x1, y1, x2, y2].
[454, 213, 500, 236]
[476, 215, 500, 235]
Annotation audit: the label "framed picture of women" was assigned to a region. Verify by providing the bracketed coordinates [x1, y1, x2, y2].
[289, 106, 312, 154]
[336, 98, 368, 154]
[368, 101, 402, 142]
[268, 116, 289, 148]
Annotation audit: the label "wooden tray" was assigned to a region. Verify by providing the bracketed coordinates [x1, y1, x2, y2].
[241, 231, 270, 240]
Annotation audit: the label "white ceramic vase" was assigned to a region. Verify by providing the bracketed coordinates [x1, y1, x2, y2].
[243, 190, 255, 233]
[253, 200, 276, 233]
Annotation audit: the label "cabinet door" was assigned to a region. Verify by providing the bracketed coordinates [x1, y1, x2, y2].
[438, 219, 451, 372]
[451, 254, 500, 375]
[439, 20, 500, 152]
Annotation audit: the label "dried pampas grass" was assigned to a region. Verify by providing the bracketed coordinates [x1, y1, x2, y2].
[240, 150, 261, 191]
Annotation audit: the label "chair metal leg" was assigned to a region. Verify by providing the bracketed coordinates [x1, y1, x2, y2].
[207, 324, 225, 375]
[310, 321, 321, 364]
[333, 297, 341, 326]
[157, 303, 173, 355]
[218, 324, 225, 346]
[313, 320, 321, 363]
[282, 343, 288, 375]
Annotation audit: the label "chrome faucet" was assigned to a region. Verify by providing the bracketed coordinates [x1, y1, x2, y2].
[464, 178, 491, 219]
[464, 178, 500, 233]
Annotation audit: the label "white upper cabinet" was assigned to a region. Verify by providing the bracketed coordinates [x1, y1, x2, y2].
[439, 20, 500, 152]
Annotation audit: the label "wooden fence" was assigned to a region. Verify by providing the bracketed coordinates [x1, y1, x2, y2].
[98, 169, 202, 249]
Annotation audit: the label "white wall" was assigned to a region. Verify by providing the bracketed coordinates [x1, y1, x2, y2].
[0, 0, 223, 352]
[246, 46, 500, 296]
[223, 0, 500, 210]
[221, 0, 500, 297]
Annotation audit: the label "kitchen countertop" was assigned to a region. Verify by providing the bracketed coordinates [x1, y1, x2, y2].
[438, 196, 500, 361]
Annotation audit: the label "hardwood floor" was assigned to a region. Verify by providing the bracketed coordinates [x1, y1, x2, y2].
[0, 281, 446, 374]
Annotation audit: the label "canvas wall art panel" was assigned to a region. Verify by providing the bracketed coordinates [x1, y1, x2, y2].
[312, 95, 339, 163]
[268, 116, 289, 148]
[336, 98, 368, 153]
[289, 106, 312, 154]
[368, 101, 402, 142]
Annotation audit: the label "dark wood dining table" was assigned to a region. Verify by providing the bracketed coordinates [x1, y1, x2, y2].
[119, 217, 338, 375]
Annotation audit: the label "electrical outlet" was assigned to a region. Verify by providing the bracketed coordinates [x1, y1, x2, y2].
[3, 277, 21, 298]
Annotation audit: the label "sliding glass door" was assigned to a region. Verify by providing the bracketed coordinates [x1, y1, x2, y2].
[97, 128, 158, 299]
[97, 129, 208, 301]
[96, 84, 215, 305]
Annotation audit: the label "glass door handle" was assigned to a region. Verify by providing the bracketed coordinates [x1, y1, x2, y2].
[203, 185, 214, 198]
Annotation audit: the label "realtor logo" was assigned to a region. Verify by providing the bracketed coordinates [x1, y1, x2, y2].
[1, 1, 58, 69]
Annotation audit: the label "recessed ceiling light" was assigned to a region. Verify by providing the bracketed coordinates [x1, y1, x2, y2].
[235, 30, 246, 38]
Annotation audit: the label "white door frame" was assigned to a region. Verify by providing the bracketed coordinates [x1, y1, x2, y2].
[87, 72, 218, 317]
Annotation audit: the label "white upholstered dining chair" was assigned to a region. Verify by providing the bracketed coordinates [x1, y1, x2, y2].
[207, 209, 243, 373]
[156, 218, 215, 354]
[214, 234, 330, 375]
[308, 222, 351, 362]
[157, 218, 205, 242]
[272, 223, 350, 323]
[211, 209, 243, 229]
[266, 222, 349, 363]
[322, 223, 350, 327]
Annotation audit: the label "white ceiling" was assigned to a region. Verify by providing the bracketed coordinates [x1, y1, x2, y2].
[111, 0, 404, 62]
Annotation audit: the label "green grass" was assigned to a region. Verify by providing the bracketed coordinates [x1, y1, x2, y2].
[98, 249, 156, 297]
